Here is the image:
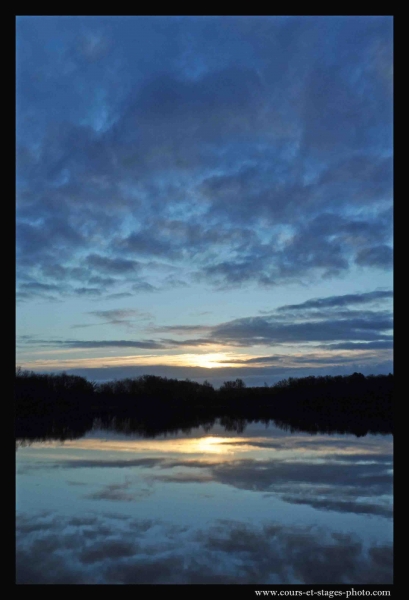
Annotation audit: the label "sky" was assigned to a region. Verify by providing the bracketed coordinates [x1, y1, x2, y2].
[16, 16, 393, 385]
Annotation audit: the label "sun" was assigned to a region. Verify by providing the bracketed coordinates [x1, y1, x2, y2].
[194, 353, 233, 369]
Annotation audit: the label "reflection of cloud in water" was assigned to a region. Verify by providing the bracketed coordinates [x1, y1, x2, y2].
[16, 512, 392, 584]
[150, 456, 392, 519]
[18, 435, 240, 456]
[17, 432, 392, 456]
[84, 479, 154, 502]
[18, 432, 392, 519]
[16, 427, 393, 583]
[277, 493, 391, 518]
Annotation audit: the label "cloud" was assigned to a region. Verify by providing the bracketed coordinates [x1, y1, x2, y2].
[73, 308, 153, 330]
[22, 290, 392, 351]
[216, 351, 391, 366]
[28, 339, 166, 350]
[319, 341, 393, 351]
[105, 292, 134, 300]
[88, 309, 150, 321]
[277, 290, 393, 311]
[57, 457, 165, 469]
[17, 17, 392, 298]
[207, 291, 393, 348]
[18, 288, 392, 385]
[153, 324, 212, 334]
[85, 254, 140, 274]
[19, 282, 61, 293]
[194, 211, 393, 288]
[355, 245, 393, 269]
[210, 314, 392, 346]
[73, 287, 103, 297]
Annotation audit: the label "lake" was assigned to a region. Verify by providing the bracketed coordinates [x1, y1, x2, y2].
[16, 416, 393, 584]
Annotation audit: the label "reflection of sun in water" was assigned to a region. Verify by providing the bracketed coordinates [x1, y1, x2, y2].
[196, 437, 231, 453]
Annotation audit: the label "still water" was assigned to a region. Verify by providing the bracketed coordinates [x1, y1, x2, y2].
[16, 418, 393, 584]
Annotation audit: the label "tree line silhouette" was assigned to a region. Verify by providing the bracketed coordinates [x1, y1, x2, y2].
[15, 369, 393, 437]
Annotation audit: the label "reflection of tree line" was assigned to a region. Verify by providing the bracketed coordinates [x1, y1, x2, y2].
[15, 370, 392, 442]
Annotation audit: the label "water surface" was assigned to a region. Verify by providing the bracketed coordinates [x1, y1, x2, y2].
[16, 418, 393, 584]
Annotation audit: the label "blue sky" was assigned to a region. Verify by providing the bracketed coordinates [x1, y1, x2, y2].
[16, 16, 393, 385]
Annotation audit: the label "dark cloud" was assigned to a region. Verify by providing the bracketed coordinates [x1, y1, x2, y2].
[17, 17, 392, 297]
[23, 290, 392, 354]
[194, 211, 393, 288]
[355, 245, 393, 269]
[105, 292, 134, 300]
[217, 352, 391, 366]
[119, 230, 177, 259]
[203, 291, 393, 349]
[19, 282, 61, 293]
[153, 324, 211, 334]
[74, 308, 153, 330]
[319, 341, 393, 351]
[89, 309, 150, 321]
[130, 281, 157, 293]
[277, 290, 393, 312]
[210, 315, 392, 345]
[73, 287, 103, 297]
[85, 254, 140, 274]
[54, 457, 166, 469]
[30, 339, 166, 350]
